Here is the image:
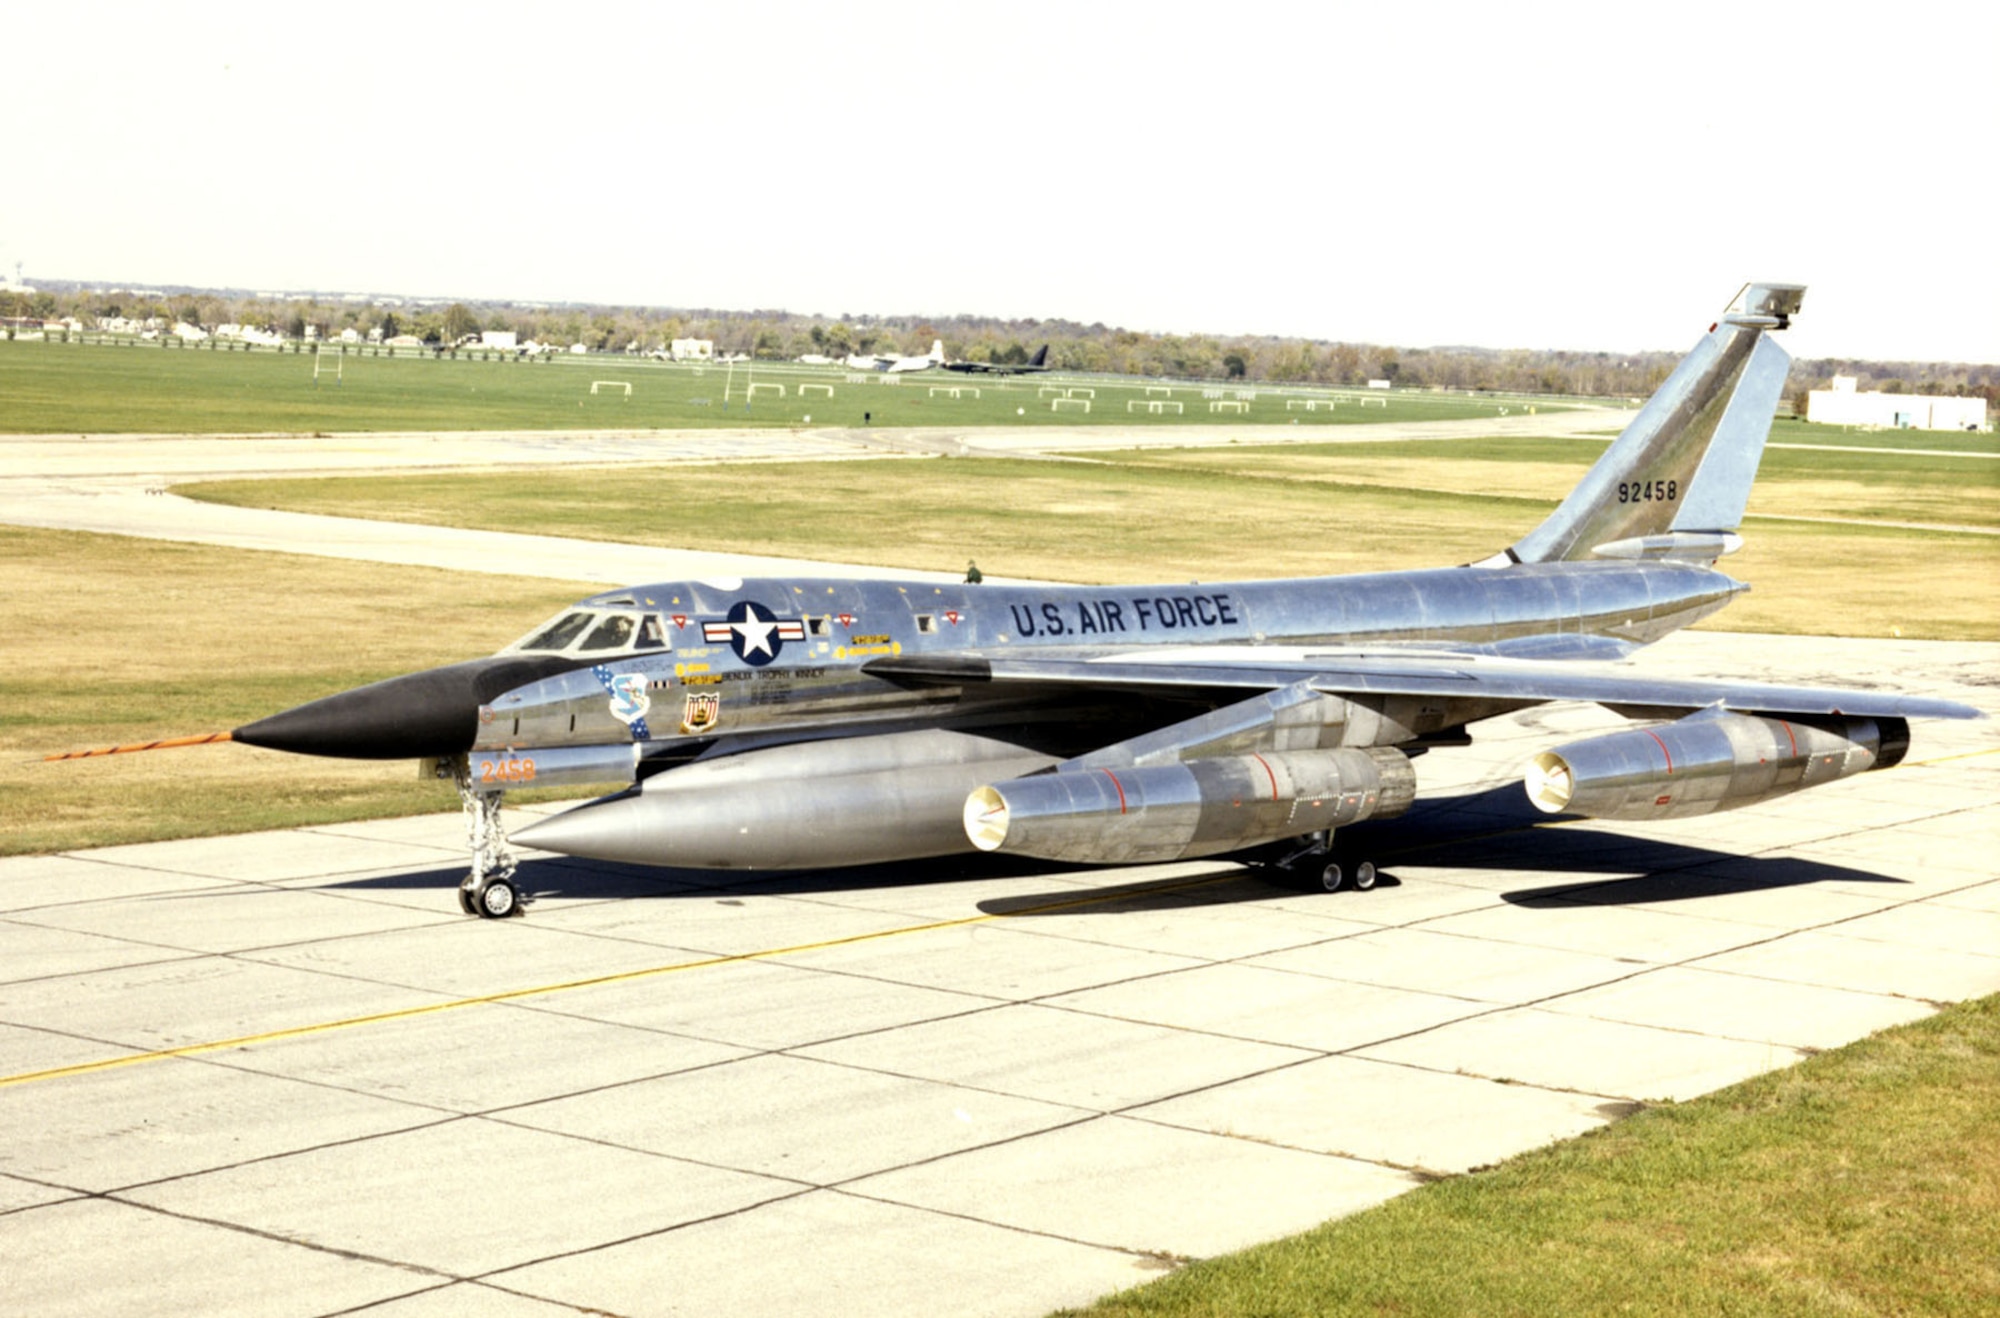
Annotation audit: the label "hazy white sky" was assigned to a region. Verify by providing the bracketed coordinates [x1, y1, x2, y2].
[7, 2, 1995, 362]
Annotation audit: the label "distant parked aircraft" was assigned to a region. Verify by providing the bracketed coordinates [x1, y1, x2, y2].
[943, 344, 1050, 375]
[844, 340, 945, 374]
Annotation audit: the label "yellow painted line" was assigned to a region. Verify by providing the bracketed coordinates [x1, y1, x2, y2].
[0, 872, 1233, 1091]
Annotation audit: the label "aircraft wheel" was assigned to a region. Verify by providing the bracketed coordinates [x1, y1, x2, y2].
[458, 884, 479, 916]
[477, 879, 519, 920]
[1317, 861, 1346, 893]
[1351, 860, 1379, 892]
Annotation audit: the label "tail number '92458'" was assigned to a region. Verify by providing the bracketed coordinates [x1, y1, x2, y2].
[1618, 479, 1677, 503]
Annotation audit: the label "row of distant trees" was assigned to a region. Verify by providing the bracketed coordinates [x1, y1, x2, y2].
[5, 284, 1994, 406]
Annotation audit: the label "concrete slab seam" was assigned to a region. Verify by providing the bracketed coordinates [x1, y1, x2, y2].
[0, 872, 1240, 1091]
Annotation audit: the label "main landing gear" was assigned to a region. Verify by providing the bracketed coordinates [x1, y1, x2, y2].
[451, 759, 524, 919]
[1270, 831, 1380, 894]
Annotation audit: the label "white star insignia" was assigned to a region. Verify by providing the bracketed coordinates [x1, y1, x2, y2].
[733, 615, 778, 658]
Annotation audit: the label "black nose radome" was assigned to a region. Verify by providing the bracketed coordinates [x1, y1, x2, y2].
[234, 655, 583, 760]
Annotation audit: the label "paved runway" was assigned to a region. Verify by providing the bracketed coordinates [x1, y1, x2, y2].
[3, 426, 1995, 1315]
[5, 630, 1994, 1317]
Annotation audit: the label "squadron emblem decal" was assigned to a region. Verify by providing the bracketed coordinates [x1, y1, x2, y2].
[702, 600, 806, 667]
[680, 692, 721, 735]
[591, 667, 652, 740]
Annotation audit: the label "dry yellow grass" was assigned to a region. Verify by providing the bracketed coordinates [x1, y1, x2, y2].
[1, 527, 587, 855]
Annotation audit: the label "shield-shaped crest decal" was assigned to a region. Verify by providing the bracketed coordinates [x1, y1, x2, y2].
[680, 692, 721, 735]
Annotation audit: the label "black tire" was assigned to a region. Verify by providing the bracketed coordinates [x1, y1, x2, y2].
[477, 879, 519, 919]
[458, 884, 479, 916]
[1317, 861, 1346, 893]
[1352, 860, 1379, 891]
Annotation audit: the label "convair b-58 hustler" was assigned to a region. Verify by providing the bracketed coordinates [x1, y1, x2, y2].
[217, 284, 1977, 917]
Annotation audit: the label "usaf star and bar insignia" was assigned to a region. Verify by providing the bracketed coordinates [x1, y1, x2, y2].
[701, 600, 808, 666]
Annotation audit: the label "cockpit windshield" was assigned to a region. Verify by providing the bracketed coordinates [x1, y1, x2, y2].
[579, 614, 635, 652]
[507, 609, 671, 656]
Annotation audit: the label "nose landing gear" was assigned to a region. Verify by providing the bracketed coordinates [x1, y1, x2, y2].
[450, 757, 525, 918]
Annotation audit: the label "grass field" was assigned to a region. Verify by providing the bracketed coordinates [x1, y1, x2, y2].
[1071, 433, 2000, 529]
[0, 338, 1548, 433]
[1057, 992, 2000, 1318]
[1766, 417, 1999, 454]
[1, 527, 588, 857]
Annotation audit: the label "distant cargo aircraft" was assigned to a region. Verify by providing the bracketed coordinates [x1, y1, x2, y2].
[185, 283, 1975, 919]
[942, 344, 1051, 375]
[844, 339, 945, 374]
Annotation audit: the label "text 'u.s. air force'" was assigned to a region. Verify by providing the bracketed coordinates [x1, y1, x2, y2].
[1009, 593, 1239, 638]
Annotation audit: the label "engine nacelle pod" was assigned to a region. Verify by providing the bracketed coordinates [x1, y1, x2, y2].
[965, 747, 1415, 865]
[1525, 711, 1907, 821]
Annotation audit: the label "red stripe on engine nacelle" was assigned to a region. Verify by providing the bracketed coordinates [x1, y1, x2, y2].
[1101, 769, 1128, 815]
[1250, 753, 1279, 800]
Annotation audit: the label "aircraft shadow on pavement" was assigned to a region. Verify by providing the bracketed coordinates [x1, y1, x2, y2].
[318, 848, 1090, 905]
[978, 782, 1909, 918]
[316, 783, 1905, 916]
[1382, 783, 1910, 909]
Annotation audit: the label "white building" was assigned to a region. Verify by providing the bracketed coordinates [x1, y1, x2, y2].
[480, 330, 518, 351]
[1807, 376, 1987, 432]
[670, 338, 714, 362]
[173, 322, 209, 341]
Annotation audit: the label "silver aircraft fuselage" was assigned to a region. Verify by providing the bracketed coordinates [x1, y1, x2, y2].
[473, 561, 1739, 763]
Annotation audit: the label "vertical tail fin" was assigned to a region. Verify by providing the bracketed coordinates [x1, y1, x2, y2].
[1494, 283, 1804, 566]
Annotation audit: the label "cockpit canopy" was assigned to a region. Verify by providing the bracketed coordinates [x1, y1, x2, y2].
[503, 607, 670, 656]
